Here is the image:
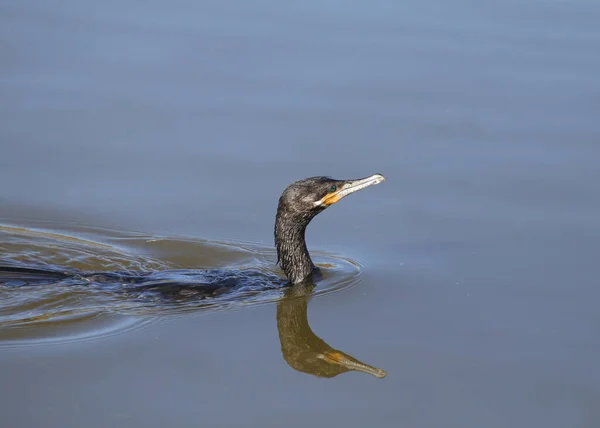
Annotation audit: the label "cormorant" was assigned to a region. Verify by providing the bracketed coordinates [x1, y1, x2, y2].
[0, 174, 385, 289]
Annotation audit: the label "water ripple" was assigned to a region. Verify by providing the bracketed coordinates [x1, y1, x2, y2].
[0, 223, 364, 347]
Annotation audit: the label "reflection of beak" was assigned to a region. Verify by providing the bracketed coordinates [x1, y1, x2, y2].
[319, 174, 386, 206]
[320, 350, 387, 379]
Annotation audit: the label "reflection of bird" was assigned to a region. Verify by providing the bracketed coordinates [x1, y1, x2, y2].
[277, 283, 387, 378]
[275, 174, 384, 284]
[0, 174, 384, 290]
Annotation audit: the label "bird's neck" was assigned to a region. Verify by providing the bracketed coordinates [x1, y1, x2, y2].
[275, 210, 316, 284]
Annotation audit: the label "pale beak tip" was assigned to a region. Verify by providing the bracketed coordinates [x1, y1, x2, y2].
[372, 173, 385, 183]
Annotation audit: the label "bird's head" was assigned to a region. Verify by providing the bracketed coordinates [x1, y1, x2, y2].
[277, 174, 386, 221]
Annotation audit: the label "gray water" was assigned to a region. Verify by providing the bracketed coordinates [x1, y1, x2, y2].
[1, 1, 600, 427]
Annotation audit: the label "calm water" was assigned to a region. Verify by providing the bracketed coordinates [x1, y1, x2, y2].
[1, 1, 600, 427]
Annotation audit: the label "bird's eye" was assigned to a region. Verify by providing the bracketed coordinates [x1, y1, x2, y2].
[329, 185, 337, 193]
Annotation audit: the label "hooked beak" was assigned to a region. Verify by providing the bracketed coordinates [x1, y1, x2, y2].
[318, 174, 385, 206]
[320, 350, 387, 378]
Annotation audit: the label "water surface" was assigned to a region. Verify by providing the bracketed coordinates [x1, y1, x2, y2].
[1, 1, 599, 427]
